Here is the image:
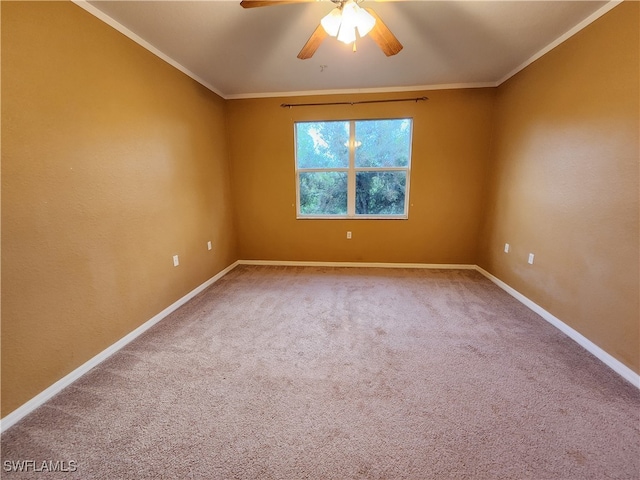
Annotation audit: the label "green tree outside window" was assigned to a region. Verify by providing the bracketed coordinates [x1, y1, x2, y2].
[295, 119, 412, 218]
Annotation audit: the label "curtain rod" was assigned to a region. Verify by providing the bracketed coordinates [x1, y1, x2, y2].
[280, 96, 428, 108]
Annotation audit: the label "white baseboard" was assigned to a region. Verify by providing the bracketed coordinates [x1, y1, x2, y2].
[475, 266, 640, 389]
[244, 260, 640, 387]
[237, 259, 477, 270]
[3, 259, 637, 433]
[0, 261, 240, 433]
[0, 260, 473, 432]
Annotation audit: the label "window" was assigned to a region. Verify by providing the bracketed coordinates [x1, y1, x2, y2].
[295, 118, 412, 219]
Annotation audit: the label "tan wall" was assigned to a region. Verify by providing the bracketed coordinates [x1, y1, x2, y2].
[227, 89, 495, 263]
[1, 2, 237, 416]
[478, 2, 639, 373]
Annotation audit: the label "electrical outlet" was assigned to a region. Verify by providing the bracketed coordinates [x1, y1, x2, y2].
[346, 231, 352, 239]
[528, 253, 535, 265]
[173, 255, 179, 267]
[504, 243, 510, 253]
[207, 241, 212, 251]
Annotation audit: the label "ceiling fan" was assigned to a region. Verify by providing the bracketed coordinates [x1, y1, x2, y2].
[240, 0, 403, 59]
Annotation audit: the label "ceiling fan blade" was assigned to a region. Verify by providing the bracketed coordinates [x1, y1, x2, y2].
[297, 24, 328, 60]
[364, 8, 403, 57]
[240, 0, 316, 8]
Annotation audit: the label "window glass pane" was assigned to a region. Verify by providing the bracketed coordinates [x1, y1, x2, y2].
[299, 172, 348, 215]
[355, 171, 406, 215]
[355, 119, 411, 168]
[296, 121, 350, 169]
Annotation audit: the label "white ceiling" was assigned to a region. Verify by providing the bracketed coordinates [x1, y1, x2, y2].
[77, 0, 617, 99]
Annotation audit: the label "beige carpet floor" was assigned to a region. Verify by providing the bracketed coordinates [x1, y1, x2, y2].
[2, 266, 639, 479]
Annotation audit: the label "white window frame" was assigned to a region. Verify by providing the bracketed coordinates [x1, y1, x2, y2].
[294, 118, 412, 220]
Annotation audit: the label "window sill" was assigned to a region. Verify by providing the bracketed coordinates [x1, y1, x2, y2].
[296, 215, 409, 220]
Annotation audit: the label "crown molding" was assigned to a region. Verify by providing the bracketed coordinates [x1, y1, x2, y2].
[224, 82, 498, 100]
[71, 0, 226, 99]
[497, 0, 623, 86]
[73, 0, 623, 99]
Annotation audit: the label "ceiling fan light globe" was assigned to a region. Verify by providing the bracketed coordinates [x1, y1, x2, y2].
[354, 7, 376, 37]
[337, 1, 358, 44]
[337, 24, 357, 44]
[320, 9, 342, 37]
